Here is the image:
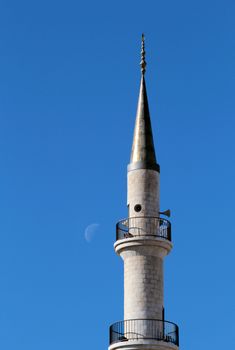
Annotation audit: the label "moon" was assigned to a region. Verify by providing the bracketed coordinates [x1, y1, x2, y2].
[84, 223, 100, 243]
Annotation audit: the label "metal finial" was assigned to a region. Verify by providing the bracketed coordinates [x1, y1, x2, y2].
[140, 33, 146, 75]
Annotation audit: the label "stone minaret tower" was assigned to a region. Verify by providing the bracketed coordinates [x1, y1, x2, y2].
[109, 35, 179, 350]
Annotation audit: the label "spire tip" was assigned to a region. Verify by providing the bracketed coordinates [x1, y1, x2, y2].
[140, 33, 146, 75]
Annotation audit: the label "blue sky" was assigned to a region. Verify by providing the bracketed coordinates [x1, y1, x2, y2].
[0, 0, 235, 349]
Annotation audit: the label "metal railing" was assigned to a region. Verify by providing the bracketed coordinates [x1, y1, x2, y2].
[109, 319, 179, 346]
[116, 217, 171, 241]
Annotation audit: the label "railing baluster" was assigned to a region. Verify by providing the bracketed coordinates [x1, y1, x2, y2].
[116, 217, 171, 241]
[110, 319, 179, 346]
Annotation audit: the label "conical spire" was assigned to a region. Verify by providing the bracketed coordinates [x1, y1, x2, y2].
[128, 34, 160, 172]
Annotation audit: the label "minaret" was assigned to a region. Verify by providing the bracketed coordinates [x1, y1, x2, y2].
[109, 35, 179, 350]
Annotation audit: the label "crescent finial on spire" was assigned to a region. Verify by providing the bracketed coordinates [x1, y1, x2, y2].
[140, 33, 146, 75]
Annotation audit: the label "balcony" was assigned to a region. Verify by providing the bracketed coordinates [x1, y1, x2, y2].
[116, 217, 171, 242]
[109, 319, 179, 346]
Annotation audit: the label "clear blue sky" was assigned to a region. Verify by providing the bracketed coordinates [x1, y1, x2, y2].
[0, 0, 234, 349]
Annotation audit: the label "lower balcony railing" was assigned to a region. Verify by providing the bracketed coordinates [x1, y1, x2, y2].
[109, 319, 179, 346]
[116, 217, 171, 241]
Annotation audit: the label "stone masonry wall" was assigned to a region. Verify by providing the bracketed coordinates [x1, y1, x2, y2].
[127, 169, 160, 218]
[124, 253, 163, 320]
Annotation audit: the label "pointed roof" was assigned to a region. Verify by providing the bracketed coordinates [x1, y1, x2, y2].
[128, 35, 160, 172]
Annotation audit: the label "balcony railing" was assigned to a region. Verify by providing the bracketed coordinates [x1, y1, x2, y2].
[110, 319, 179, 346]
[116, 217, 171, 241]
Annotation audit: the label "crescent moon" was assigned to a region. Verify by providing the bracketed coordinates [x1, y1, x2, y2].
[84, 223, 100, 242]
